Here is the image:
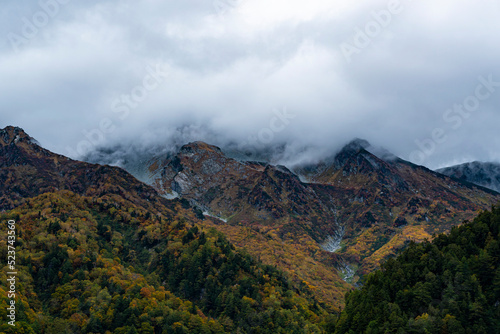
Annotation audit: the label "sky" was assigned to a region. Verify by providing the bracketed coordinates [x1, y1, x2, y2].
[1, 0, 500, 169]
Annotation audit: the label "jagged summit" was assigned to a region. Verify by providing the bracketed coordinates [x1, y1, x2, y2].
[340, 138, 371, 153]
[291, 138, 374, 181]
[180, 141, 223, 154]
[145, 136, 500, 282]
[0, 125, 71, 167]
[333, 138, 371, 168]
[0, 125, 40, 147]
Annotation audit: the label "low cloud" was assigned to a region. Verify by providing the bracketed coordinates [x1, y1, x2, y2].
[1, 0, 500, 169]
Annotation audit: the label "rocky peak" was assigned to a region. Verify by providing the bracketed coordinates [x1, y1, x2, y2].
[333, 138, 371, 168]
[180, 141, 223, 156]
[150, 141, 252, 200]
[291, 138, 373, 182]
[340, 138, 371, 153]
[0, 127, 165, 212]
[177, 141, 234, 175]
[0, 126, 40, 147]
[0, 126, 66, 165]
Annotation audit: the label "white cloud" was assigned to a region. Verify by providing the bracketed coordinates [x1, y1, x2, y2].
[1, 0, 500, 169]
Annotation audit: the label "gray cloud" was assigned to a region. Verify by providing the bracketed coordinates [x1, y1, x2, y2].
[1, 0, 499, 170]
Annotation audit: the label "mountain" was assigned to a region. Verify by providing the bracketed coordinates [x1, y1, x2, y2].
[0, 126, 333, 333]
[147, 140, 352, 305]
[437, 161, 500, 194]
[3, 124, 499, 332]
[335, 205, 500, 333]
[144, 139, 500, 306]
[0, 126, 168, 212]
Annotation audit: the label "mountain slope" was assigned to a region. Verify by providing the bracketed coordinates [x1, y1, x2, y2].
[335, 205, 500, 333]
[0, 126, 332, 333]
[0, 126, 165, 213]
[148, 141, 351, 306]
[144, 139, 500, 300]
[437, 161, 500, 193]
[294, 143, 500, 270]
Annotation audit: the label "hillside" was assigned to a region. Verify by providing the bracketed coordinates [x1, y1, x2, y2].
[0, 126, 333, 333]
[335, 205, 500, 333]
[144, 139, 500, 304]
[148, 141, 352, 305]
[0, 126, 164, 213]
[293, 140, 500, 273]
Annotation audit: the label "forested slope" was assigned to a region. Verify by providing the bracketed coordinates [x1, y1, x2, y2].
[335, 206, 500, 333]
[0, 190, 333, 333]
[0, 126, 333, 333]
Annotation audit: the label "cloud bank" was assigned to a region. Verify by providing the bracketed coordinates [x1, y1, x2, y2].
[1, 0, 500, 169]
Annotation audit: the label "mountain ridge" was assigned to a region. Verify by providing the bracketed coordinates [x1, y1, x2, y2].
[437, 161, 500, 194]
[4, 125, 500, 311]
[0, 126, 166, 213]
[142, 137, 500, 304]
[0, 125, 335, 332]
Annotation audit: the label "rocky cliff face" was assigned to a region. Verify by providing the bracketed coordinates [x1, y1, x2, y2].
[437, 161, 500, 193]
[149, 141, 340, 238]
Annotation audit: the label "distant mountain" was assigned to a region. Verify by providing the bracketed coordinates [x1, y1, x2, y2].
[0, 126, 332, 333]
[144, 138, 500, 306]
[437, 161, 500, 193]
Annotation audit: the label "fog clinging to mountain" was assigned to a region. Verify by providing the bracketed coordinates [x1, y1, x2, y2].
[1, 0, 500, 169]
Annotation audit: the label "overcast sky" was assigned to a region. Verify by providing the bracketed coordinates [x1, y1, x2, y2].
[1, 0, 499, 169]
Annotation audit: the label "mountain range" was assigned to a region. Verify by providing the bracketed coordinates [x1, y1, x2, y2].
[1, 125, 499, 333]
[140, 136, 500, 305]
[0, 126, 337, 333]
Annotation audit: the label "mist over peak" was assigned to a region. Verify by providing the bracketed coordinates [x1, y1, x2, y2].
[82, 124, 401, 185]
[4, 1, 500, 171]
